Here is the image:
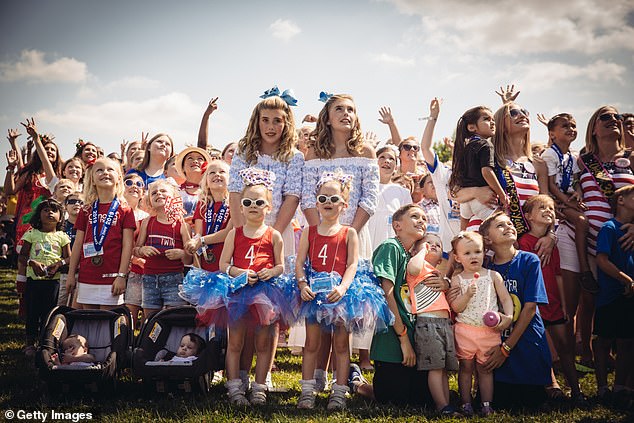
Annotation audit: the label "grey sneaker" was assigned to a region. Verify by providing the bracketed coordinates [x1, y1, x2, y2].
[327, 384, 349, 411]
[297, 379, 317, 410]
[249, 382, 267, 405]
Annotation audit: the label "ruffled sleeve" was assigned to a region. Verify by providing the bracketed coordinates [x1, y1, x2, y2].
[228, 153, 247, 193]
[301, 161, 319, 211]
[283, 151, 304, 198]
[358, 161, 379, 217]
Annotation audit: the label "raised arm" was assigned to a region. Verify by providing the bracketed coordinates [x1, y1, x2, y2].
[197, 97, 218, 150]
[21, 118, 57, 184]
[378, 106, 402, 146]
[7, 128, 24, 169]
[420, 98, 440, 165]
[495, 85, 520, 105]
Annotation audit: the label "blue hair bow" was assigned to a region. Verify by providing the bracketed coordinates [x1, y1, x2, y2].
[319, 91, 333, 103]
[260, 86, 298, 106]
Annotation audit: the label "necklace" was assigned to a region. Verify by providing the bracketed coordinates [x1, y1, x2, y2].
[395, 236, 411, 260]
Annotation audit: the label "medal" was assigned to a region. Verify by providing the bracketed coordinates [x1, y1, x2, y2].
[91, 256, 103, 266]
[203, 248, 215, 263]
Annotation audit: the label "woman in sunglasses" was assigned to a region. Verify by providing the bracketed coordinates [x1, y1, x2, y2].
[123, 173, 149, 328]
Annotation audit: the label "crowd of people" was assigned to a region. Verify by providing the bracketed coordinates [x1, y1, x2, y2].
[2, 84, 634, 414]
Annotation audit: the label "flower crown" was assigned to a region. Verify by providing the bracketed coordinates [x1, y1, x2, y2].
[316, 169, 354, 193]
[239, 168, 276, 190]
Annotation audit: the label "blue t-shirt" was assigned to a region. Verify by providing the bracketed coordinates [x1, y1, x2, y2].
[488, 250, 551, 385]
[126, 168, 165, 188]
[596, 218, 634, 307]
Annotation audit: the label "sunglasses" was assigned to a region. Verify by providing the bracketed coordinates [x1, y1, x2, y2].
[509, 108, 530, 118]
[241, 198, 267, 208]
[125, 179, 144, 188]
[598, 113, 624, 122]
[317, 195, 342, 204]
[65, 198, 84, 206]
[401, 144, 420, 152]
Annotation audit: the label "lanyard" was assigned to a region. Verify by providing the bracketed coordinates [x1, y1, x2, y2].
[551, 144, 573, 193]
[205, 201, 229, 236]
[91, 198, 120, 252]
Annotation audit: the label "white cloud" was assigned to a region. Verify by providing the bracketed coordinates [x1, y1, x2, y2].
[269, 19, 301, 41]
[387, 0, 634, 55]
[498, 60, 626, 90]
[0, 49, 88, 83]
[372, 53, 415, 67]
[104, 76, 160, 91]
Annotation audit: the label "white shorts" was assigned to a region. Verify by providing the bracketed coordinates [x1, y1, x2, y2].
[76, 282, 124, 306]
[460, 198, 496, 221]
[556, 224, 580, 273]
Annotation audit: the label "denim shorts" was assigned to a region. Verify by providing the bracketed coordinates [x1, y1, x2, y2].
[142, 272, 186, 309]
[124, 271, 143, 307]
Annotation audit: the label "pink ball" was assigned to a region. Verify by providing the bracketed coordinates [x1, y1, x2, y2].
[483, 311, 500, 327]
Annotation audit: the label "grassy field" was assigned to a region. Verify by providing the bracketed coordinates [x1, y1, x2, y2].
[0, 267, 632, 422]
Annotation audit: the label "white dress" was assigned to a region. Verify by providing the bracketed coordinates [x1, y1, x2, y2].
[366, 183, 412, 253]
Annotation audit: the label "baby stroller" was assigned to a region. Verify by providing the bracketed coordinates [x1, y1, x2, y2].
[133, 305, 226, 393]
[35, 306, 133, 396]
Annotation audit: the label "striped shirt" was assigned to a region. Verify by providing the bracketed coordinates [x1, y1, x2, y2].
[579, 154, 634, 256]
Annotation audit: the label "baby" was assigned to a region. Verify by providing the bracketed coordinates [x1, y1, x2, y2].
[155, 333, 206, 362]
[51, 334, 96, 366]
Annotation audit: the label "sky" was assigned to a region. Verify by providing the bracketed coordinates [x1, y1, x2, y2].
[1, 0, 633, 166]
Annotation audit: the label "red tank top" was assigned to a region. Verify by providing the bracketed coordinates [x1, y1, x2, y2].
[232, 226, 275, 273]
[143, 216, 184, 274]
[308, 225, 348, 276]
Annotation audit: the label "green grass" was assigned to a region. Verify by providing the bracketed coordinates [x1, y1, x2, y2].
[0, 267, 632, 422]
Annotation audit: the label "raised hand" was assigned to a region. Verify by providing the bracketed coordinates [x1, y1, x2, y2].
[495, 84, 520, 104]
[378, 106, 395, 125]
[6, 150, 18, 168]
[429, 97, 441, 119]
[7, 128, 21, 144]
[536, 113, 549, 127]
[364, 131, 379, 148]
[20, 117, 38, 139]
[302, 114, 317, 123]
[205, 97, 219, 115]
[120, 140, 128, 157]
[140, 131, 149, 149]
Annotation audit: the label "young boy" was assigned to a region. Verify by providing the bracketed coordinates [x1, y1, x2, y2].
[593, 185, 634, 404]
[368, 204, 447, 407]
[478, 210, 551, 409]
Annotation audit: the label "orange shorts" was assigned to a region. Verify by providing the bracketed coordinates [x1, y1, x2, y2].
[453, 322, 501, 364]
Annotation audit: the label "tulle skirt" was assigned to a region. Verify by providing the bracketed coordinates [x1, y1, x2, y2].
[178, 267, 298, 329]
[296, 259, 394, 334]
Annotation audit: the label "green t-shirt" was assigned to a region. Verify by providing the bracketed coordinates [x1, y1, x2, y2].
[22, 229, 70, 280]
[370, 238, 415, 363]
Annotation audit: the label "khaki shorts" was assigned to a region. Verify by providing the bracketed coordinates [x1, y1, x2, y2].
[414, 316, 459, 371]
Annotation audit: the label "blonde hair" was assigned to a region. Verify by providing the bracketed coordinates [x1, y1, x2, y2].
[493, 102, 532, 168]
[237, 96, 297, 164]
[311, 94, 364, 159]
[450, 231, 484, 253]
[317, 178, 351, 203]
[83, 157, 126, 205]
[585, 105, 625, 156]
[138, 133, 174, 171]
[198, 160, 229, 208]
[146, 179, 180, 214]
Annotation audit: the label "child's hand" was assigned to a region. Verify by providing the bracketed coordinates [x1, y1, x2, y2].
[164, 248, 185, 260]
[500, 194, 510, 210]
[257, 267, 275, 281]
[399, 335, 416, 367]
[185, 237, 201, 255]
[497, 313, 513, 331]
[20, 117, 38, 139]
[300, 285, 315, 302]
[466, 282, 477, 297]
[30, 260, 47, 277]
[378, 106, 395, 125]
[51, 352, 61, 366]
[327, 285, 347, 303]
[429, 97, 441, 119]
[205, 97, 219, 115]
[246, 269, 259, 285]
[46, 261, 62, 276]
[139, 246, 160, 257]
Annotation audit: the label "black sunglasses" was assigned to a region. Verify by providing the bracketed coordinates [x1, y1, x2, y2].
[317, 194, 342, 204]
[509, 108, 530, 118]
[598, 113, 623, 122]
[401, 144, 420, 152]
[241, 198, 267, 208]
[65, 198, 84, 205]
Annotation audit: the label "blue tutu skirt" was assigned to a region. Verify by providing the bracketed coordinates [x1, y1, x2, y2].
[179, 267, 298, 329]
[297, 259, 394, 333]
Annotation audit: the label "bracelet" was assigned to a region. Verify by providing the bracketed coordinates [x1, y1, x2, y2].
[396, 325, 407, 337]
[26, 259, 33, 267]
[60, 259, 66, 266]
[225, 264, 232, 275]
[500, 346, 510, 358]
[16, 274, 27, 283]
[298, 276, 307, 284]
[428, 117, 437, 121]
[200, 236, 207, 247]
[502, 342, 512, 353]
[102, 272, 128, 278]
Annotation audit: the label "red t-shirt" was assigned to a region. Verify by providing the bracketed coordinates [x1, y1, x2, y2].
[130, 210, 147, 275]
[232, 226, 274, 273]
[308, 225, 348, 276]
[518, 232, 563, 322]
[75, 201, 136, 285]
[142, 216, 185, 275]
[193, 201, 231, 272]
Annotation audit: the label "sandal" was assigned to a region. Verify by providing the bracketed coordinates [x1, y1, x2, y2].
[579, 271, 599, 294]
